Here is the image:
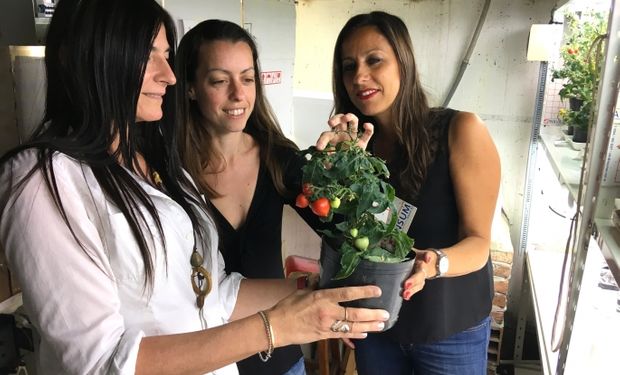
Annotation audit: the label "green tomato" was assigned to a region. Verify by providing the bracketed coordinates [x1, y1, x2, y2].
[354, 236, 369, 251]
[330, 197, 341, 208]
[349, 228, 358, 238]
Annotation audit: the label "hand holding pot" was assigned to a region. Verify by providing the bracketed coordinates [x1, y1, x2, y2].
[266, 285, 389, 346]
[402, 250, 433, 300]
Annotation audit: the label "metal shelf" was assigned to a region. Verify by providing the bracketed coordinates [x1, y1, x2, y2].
[594, 218, 620, 284]
[539, 126, 582, 197]
[526, 250, 562, 375]
[538, 125, 620, 283]
[527, 244, 620, 375]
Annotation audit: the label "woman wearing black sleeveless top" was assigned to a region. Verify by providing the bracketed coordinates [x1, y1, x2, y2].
[329, 11, 500, 375]
[175, 20, 374, 375]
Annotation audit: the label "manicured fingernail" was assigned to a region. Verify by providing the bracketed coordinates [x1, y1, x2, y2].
[403, 290, 412, 300]
[383, 312, 390, 320]
[360, 333, 367, 338]
[377, 322, 385, 330]
[404, 281, 412, 289]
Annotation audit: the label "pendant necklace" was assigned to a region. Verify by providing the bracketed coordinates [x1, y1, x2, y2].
[152, 170, 212, 321]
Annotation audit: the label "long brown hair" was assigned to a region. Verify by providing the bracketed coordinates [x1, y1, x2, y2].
[332, 11, 437, 197]
[176, 19, 298, 198]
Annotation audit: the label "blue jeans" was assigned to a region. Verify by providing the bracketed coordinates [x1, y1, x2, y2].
[282, 357, 306, 375]
[354, 317, 491, 375]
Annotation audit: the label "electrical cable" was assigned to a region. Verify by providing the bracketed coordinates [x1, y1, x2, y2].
[442, 0, 491, 107]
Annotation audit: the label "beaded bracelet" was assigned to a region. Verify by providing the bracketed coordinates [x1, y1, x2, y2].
[257, 310, 274, 362]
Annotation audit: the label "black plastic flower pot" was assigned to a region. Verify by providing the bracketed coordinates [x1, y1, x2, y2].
[569, 97, 584, 111]
[318, 238, 414, 330]
[573, 126, 588, 143]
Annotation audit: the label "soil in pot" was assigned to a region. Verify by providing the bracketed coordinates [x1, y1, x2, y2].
[318, 238, 414, 330]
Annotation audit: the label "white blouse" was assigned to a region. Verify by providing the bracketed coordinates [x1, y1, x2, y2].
[0, 150, 244, 374]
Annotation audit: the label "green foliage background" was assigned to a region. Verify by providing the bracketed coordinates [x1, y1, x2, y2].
[552, 11, 607, 130]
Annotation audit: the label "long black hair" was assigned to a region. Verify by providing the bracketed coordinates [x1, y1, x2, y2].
[175, 19, 298, 199]
[1, 0, 209, 291]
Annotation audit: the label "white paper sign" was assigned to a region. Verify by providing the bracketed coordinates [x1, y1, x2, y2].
[375, 196, 417, 233]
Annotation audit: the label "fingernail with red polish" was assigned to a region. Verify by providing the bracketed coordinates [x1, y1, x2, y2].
[404, 281, 412, 289]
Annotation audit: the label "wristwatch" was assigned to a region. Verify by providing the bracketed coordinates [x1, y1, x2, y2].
[428, 248, 449, 279]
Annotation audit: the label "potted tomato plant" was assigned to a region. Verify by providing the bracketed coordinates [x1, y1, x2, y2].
[552, 11, 606, 143]
[296, 132, 415, 329]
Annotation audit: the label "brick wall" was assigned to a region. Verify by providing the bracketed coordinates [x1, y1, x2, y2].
[488, 235, 514, 373]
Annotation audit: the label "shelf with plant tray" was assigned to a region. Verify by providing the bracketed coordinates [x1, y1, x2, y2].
[523, 7, 620, 374]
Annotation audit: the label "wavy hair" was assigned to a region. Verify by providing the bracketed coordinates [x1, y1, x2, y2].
[176, 19, 298, 198]
[332, 11, 437, 197]
[1, 0, 208, 292]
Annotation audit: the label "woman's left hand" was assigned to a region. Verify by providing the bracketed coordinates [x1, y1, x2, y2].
[315, 113, 374, 151]
[402, 250, 433, 300]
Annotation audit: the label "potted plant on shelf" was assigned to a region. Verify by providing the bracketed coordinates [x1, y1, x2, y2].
[295, 132, 415, 329]
[552, 11, 606, 143]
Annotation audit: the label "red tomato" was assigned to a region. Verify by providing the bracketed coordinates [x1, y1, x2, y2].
[295, 193, 309, 208]
[310, 197, 330, 217]
[302, 183, 313, 196]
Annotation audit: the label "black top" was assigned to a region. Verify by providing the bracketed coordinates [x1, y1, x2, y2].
[210, 145, 322, 375]
[385, 108, 494, 344]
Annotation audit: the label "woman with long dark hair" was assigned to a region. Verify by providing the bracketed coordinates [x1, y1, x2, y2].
[0, 1, 387, 374]
[175, 19, 373, 375]
[331, 11, 500, 375]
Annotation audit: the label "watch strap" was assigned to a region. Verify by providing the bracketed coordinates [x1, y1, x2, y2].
[427, 248, 447, 280]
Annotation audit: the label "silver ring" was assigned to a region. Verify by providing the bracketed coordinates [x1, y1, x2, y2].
[338, 323, 351, 333]
[330, 320, 343, 332]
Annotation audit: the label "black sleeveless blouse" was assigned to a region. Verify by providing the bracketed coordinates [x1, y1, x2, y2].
[209, 146, 303, 375]
[210, 145, 327, 374]
[385, 108, 494, 344]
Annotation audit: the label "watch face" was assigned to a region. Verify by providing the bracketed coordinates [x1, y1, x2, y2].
[438, 256, 449, 274]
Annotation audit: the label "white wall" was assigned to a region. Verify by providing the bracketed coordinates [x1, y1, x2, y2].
[292, 0, 560, 247]
[244, 1, 296, 138]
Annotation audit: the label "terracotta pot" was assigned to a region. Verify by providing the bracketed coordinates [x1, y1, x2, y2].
[318, 238, 414, 330]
